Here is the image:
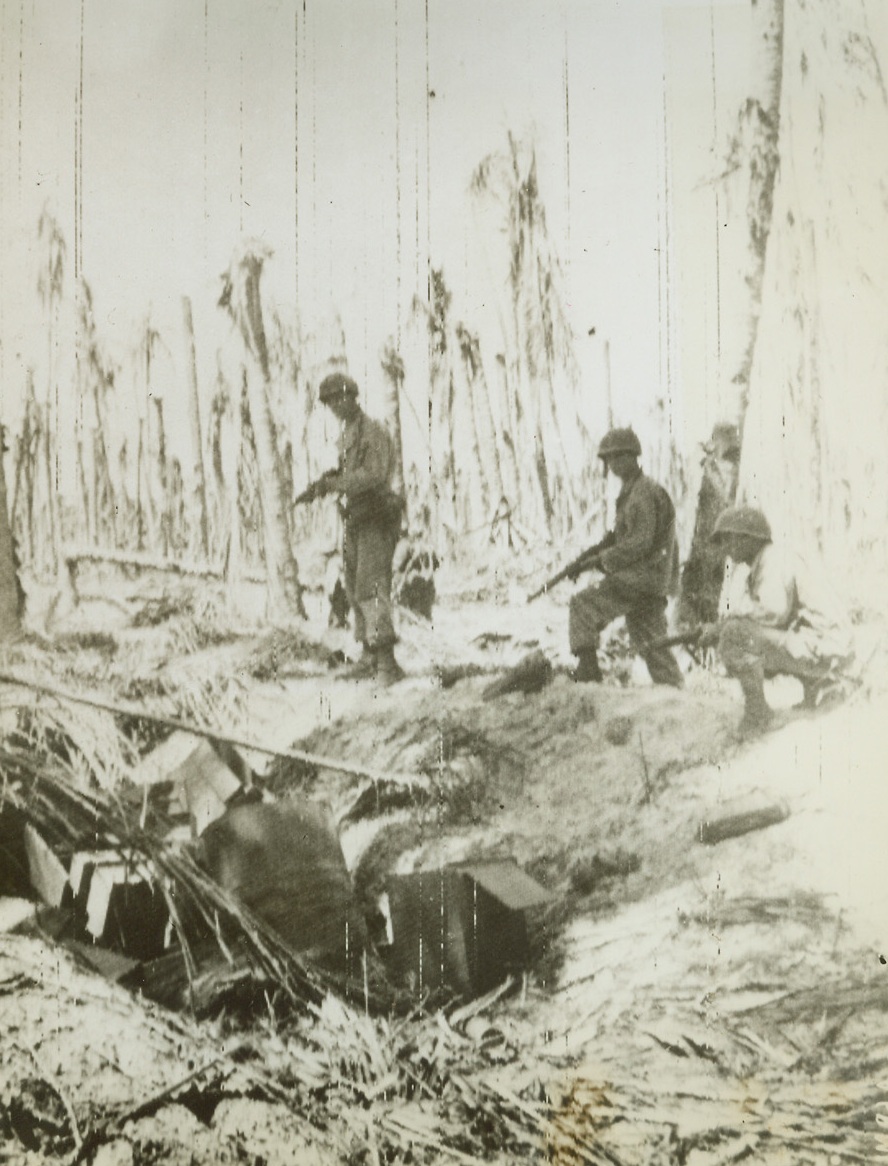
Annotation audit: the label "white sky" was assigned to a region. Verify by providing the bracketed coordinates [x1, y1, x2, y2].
[0, 0, 749, 476]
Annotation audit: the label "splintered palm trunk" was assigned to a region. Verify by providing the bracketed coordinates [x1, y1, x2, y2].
[380, 342, 406, 500]
[722, 0, 785, 427]
[220, 245, 304, 619]
[37, 210, 66, 579]
[92, 385, 118, 547]
[416, 270, 460, 540]
[495, 356, 522, 512]
[535, 263, 583, 531]
[456, 324, 504, 523]
[227, 376, 244, 584]
[135, 418, 147, 551]
[75, 437, 91, 545]
[0, 434, 23, 640]
[44, 355, 62, 575]
[151, 397, 170, 558]
[13, 375, 39, 563]
[182, 297, 210, 559]
[511, 295, 554, 535]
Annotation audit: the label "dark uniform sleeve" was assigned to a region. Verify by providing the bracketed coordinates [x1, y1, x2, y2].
[338, 419, 394, 497]
[598, 484, 660, 572]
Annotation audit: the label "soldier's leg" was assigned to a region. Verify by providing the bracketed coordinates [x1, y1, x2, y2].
[718, 618, 776, 735]
[568, 581, 629, 682]
[342, 520, 367, 648]
[354, 518, 404, 685]
[339, 520, 375, 678]
[625, 597, 684, 688]
[725, 621, 837, 710]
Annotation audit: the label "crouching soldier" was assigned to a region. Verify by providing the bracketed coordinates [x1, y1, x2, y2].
[701, 506, 853, 737]
[313, 372, 406, 686]
[569, 427, 683, 688]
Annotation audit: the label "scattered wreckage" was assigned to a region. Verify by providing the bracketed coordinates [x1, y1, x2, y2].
[0, 682, 553, 1017]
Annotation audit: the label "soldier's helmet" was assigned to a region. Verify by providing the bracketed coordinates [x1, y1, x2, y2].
[597, 427, 642, 459]
[711, 506, 772, 543]
[318, 372, 359, 403]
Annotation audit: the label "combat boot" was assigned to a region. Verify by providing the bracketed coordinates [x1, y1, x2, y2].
[571, 649, 603, 683]
[735, 665, 774, 738]
[376, 644, 405, 687]
[341, 646, 377, 680]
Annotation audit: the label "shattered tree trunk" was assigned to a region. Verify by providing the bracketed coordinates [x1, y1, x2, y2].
[716, 0, 785, 425]
[0, 438, 23, 639]
[182, 297, 211, 559]
[738, 0, 888, 604]
[380, 343, 406, 501]
[221, 246, 305, 620]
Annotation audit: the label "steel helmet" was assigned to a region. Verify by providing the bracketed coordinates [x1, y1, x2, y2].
[711, 506, 772, 543]
[597, 427, 642, 459]
[318, 372, 359, 402]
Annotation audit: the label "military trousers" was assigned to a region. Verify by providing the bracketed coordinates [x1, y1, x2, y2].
[343, 513, 400, 649]
[569, 577, 683, 687]
[718, 617, 833, 683]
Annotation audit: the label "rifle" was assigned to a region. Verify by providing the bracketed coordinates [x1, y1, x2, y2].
[645, 625, 705, 652]
[293, 468, 338, 506]
[526, 535, 614, 603]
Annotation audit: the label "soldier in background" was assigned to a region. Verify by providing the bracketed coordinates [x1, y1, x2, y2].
[678, 422, 741, 626]
[568, 427, 684, 688]
[313, 372, 405, 686]
[701, 506, 853, 737]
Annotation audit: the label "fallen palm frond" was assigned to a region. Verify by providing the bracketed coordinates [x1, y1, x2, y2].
[0, 669, 422, 788]
[5, 695, 138, 792]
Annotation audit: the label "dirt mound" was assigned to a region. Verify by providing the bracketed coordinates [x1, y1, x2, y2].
[289, 674, 740, 927]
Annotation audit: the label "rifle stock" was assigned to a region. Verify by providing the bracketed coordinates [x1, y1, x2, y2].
[646, 626, 704, 652]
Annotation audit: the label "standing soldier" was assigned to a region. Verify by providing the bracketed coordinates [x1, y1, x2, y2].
[310, 372, 406, 686]
[568, 427, 683, 687]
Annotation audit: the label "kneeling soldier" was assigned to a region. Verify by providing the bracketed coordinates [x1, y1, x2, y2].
[701, 506, 853, 737]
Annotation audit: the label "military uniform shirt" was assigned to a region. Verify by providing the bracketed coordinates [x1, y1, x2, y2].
[597, 470, 680, 597]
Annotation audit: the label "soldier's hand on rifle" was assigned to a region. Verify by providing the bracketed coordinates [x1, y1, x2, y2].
[294, 468, 340, 506]
[567, 554, 598, 582]
[315, 469, 341, 496]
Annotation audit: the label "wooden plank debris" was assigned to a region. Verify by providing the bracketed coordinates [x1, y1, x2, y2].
[382, 861, 550, 1000]
[24, 824, 69, 908]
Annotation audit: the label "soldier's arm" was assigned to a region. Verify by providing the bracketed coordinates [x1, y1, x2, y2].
[335, 421, 393, 495]
[732, 553, 797, 628]
[597, 489, 659, 571]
